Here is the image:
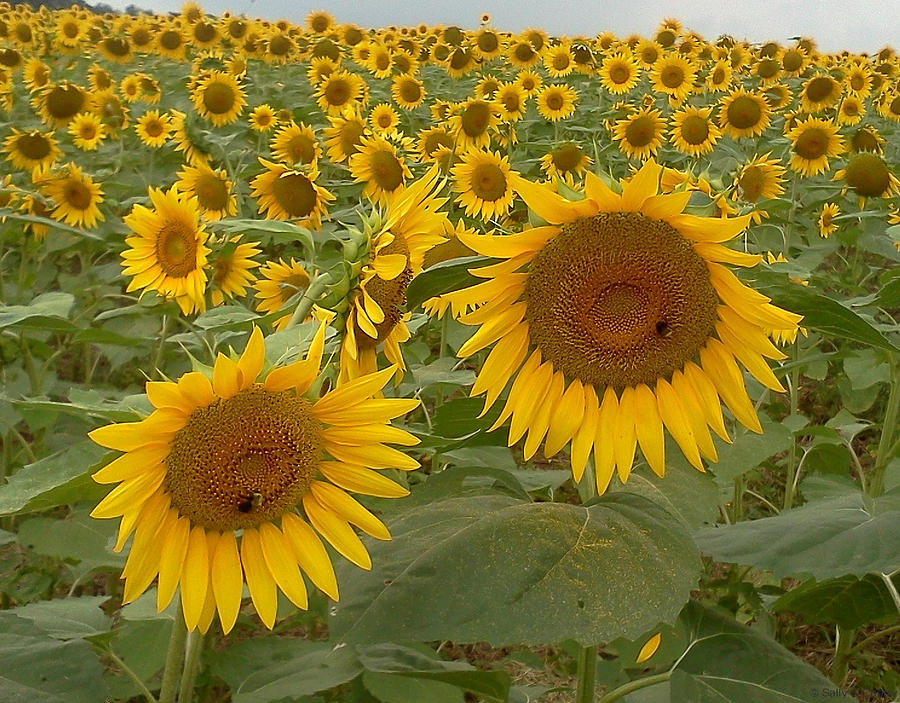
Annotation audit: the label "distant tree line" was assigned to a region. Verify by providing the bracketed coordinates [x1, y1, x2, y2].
[19, 0, 154, 15]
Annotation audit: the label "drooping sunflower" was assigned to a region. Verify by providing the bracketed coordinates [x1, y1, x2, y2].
[476, 76, 502, 101]
[612, 107, 666, 160]
[271, 122, 321, 167]
[348, 135, 412, 205]
[536, 83, 577, 121]
[254, 258, 311, 330]
[435, 160, 801, 490]
[191, 71, 246, 126]
[848, 125, 885, 153]
[121, 187, 209, 315]
[718, 89, 771, 139]
[818, 203, 840, 238]
[452, 148, 517, 221]
[170, 110, 212, 166]
[877, 91, 900, 122]
[68, 111, 106, 151]
[833, 152, 899, 206]
[176, 163, 237, 221]
[540, 142, 592, 184]
[650, 54, 697, 102]
[3, 127, 62, 173]
[35, 81, 91, 128]
[250, 158, 335, 227]
[136, 110, 172, 148]
[669, 106, 721, 157]
[787, 116, 844, 177]
[40, 163, 105, 229]
[599, 52, 641, 94]
[89, 324, 420, 633]
[209, 237, 260, 306]
[323, 111, 367, 163]
[340, 166, 448, 383]
[733, 154, 786, 203]
[23, 57, 51, 92]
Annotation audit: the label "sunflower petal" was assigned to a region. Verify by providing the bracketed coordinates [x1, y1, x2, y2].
[282, 512, 339, 600]
[240, 528, 278, 629]
[259, 522, 308, 610]
[180, 525, 210, 631]
[211, 530, 243, 634]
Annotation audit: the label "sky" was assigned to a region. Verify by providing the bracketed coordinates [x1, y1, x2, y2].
[105, 0, 897, 55]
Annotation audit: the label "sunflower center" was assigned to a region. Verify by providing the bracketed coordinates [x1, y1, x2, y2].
[514, 43, 534, 62]
[727, 96, 761, 129]
[203, 82, 236, 115]
[842, 100, 860, 116]
[103, 37, 129, 57]
[712, 66, 725, 84]
[286, 134, 315, 163]
[17, 133, 51, 160]
[889, 96, 900, 115]
[0, 49, 22, 68]
[194, 22, 216, 42]
[324, 79, 350, 106]
[63, 21, 79, 38]
[145, 119, 165, 137]
[156, 220, 198, 277]
[609, 64, 630, 84]
[545, 92, 564, 111]
[551, 143, 583, 171]
[660, 65, 685, 88]
[478, 32, 499, 52]
[79, 122, 97, 139]
[850, 74, 866, 91]
[370, 150, 404, 190]
[164, 386, 323, 531]
[195, 173, 229, 210]
[680, 115, 709, 144]
[461, 102, 490, 136]
[525, 212, 718, 389]
[132, 28, 151, 46]
[845, 153, 890, 197]
[738, 166, 765, 202]
[272, 173, 317, 217]
[45, 85, 85, 120]
[757, 58, 779, 78]
[470, 163, 507, 201]
[552, 53, 570, 70]
[160, 30, 182, 50]
[400, 80, 421, 103]
[805, 76, 834, 102]
[851, 128, 878, 152]
[269, 35, 291, 55]
[339, 121, 365, 156]
[64, 180, 93, 209]
[782, 50, 803, 71]
[625, 116, 656, 147]
[794, 128, 829, 159]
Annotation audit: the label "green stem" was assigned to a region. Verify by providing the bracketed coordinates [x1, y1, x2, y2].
[283, 274, 330, 331]
[831, 625, 856, 686]
[158, 605, 188, 703]
[731, 473, 744, 522]
[849, 622, 900, 655]
[597, 671, 672, 703]
[575, 645, 598, 703]
[153, 314, 169, 373]
[103, 647, 157, 703]
[784, 341, 802, 510]
[177, 630, 205, 703]
[19, 332, 42, 395]
[869, 355, 900, 497]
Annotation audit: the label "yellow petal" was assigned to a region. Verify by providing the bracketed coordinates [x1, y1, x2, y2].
[595, 387, 618, 494]
[180, 525, 210, 631]
[489, 349, 542, 434]
[512, 175, 597, 224]
[640, 190, 692, 219]
[716, 323, 787, 392]
[90, 465, 166, 519]
[699, 340, 763, 434]
[371, 253, 408, 280]
[211, 530, 244, 634]
[544, 379, 586, 458]
[303, 494, 372, 570]
[240, 528, 278, 629]
[613, 386, 637, 483]
[457, 302, 527, 357]
[669, 212, 752, 243]
[633, 384, 665, 478]
[693, 242, 762, 268]
[323, 424, 419, 447]
[236, 327, 265, 389]
[584, 171, 622, 211]
[318, 462, 409, 498]
[473, 323, 530, 416]
[655, 379, 703, 470]
[571, 385, 600, 482]
[312, 366, 396, 418]
[326, 442, 420, 471]
[523, 370, 565, 461]
[212, 353, 241, 399]
[507, 359, 553, 445]
[636, 633, 662, 664]
[156, 513, 189, 613]
[92, 444, 169, 485]
[259, 522, 308, 610]
[177, 372, 215, 410]
[671, 371, 716, 463]
[282, 512, 339, 600]
[620, 159, 662, 211]
[683, 361, 731, 443]
[316, 398, 421, 427]
[457, 224, 560, 258]
[717, 307, 786, 360]
[310, 481, 391, 540]
[145, 381, 185, 411]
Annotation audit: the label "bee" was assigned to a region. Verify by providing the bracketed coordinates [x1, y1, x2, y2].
[655, 320, 673, 338]
[237, 491, 263, 513]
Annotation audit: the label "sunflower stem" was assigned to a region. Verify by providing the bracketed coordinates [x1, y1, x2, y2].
[831, 625, 856, 686]
[153, 314, 169, 373]
[597, 671, 672, 703]
[869, 354, 900, 497]
[575, 644, 598, 703]
[783, 340, 802, 510]
[177, 629, 205, 703]
[101, 646, 157, 703]
[284, 273, 330, 331]
[158, 605, 188, 703]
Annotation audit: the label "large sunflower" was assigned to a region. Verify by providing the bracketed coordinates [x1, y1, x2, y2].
[271, 121, 321, 167]
[121, 186, 210, 316]
[191, 71, 246, 127]
[436, 160, 801, 491]
[348, 135, 412, 205]
[787, 116, 844, 177]
[613, 107, 666, 160]
[250, 158, 335, 227]
[89, 324, 419, 633]
[339, 166, 448, 383]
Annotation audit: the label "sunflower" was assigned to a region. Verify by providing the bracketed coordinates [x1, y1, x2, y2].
[307, 9, 335, 33]
[340, 166, 447, 382]
[837, 96, 865, 125]
[120, 74, 142, 103]
[448, 98, 500, 150]
[348, 135, 412, 205]
[515, 70, 542, 94]
[176, 163, 237, 221]
[734, 154, 786, 203]
[540, 142, 592, 184]
[414, 126, 453, 163]
[136, 110, 172, 148]
[650, 54, 697, 102]
[98, 35, 133, 64]
[669, 106, 721, 157]
[271, 122, 321, 167]
[635, 39, 660, 67]
[543, 42, 575, 77]
[599, 52, 641, 94]
[89, 323, 419, 633]
[612, 107, 666, 160]
[40, 163, 104, 229]
[833, 152, 899, 205]
[818, 203, 840, 237]
[435, 160, 801, 490]
[68, 111, 105, 151]
[316, 70, 366, 115]
[192, 71, 246, 126]
[369, 103, 400, 136]
[254, 258, 311, 330]
[473, 27, 503, 60]
[121, 186, 210, 316]
[263, 31, 295, 64]
[155, 26, 187, 60]
[366, 42, 394, 78]
[22, 57, 50, 92]
[763, 83, 791, 110]
[753, 55, 782, 86]
[787, 117, 844, 177]
[3, 127, 62, 173]
[495, 82, 528, 122]
[718, 89, 771, 139]
[391, 74, 425, 110]
[849, 125, 885, 153]
[844, 65, 872, 99]
[35, 81, 91, 128]
[508, 39, 540, 69]
[452, 148, 517, 221]
[210, 237, 260, 306]
[800, 74, 841, 113]
[323, 111, 367, 163]
[536, 84, 577, 121]
[705, 59, 733, 92]
[250, 158, 334, 227]
[877, 92, 900, 122]
[249, 104, 277, 132]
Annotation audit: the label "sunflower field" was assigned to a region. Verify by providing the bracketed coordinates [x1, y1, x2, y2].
[1, 4, 899, 702]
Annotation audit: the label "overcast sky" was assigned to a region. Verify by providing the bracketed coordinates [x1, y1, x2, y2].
[107, 0, 896, 55]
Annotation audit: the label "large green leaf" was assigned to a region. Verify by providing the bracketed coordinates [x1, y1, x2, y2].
[771, 574, 900, 629]
[707, 418, 795, 489]
[331, 490, 699, 646]
[0, 292, 76, 332]
[769, 285, 900, 353]
[1, 596, 109, 640]
[694, 492, 900, 579]
[211, 217, 314, 253]
[0, 442, 109, 517]
[0, 615, 108, 703]
[406, 256, 484, 310]
[208, 639, 362, 703]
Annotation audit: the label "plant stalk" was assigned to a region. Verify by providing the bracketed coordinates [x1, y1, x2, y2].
[177, 630, 205, 703]
[283, 273, 330, 331]
[158, 605, 188, 703]
[869, 355, 900, 497]
[597, 671, 672, 703]
[830, 625, 856, 686]
[575, 645, 598, 703]
[784, 341, 802, 510]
